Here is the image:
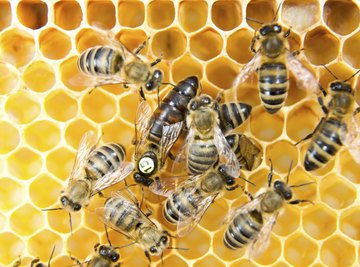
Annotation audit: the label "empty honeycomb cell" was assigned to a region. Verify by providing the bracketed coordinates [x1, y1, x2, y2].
[151, 28, 187, 60]
[67, 228, 99, 260]
[0, 28, 35, 67]
[320, 235, 355, 267]
[340, 207, 360, 241]
[29, 174, 62, 209]
[339, 150, 360, 184]
[117, 29, 148, 54]
[177, 227, 211, 260]
[206, 57, 238, 89]
[45, 90, 78, 122]
[304, 26, 339, 65]
[282, 0, 320, 32]
[246, 0, 277, 30]
[10, 203, 44, 236]
[323, 0, 360, 36]
[39, 27, 71, 60]
[254, 235, 281, 265]
[119, 94, 140, 123]
[250, 108, 284, 142]
[5, 92, 41, 124]
[65, 119, 97, 149]
[228, 84, 260, 108]
[87, 1, 115, 30]
[46, 147, 75, 181]
[319, 62, 354, 91]
[190, 28, 223, 61]
[0, 177, 24, 212]
[28, 229, 61, 261]
[194, 255, 226, 267]
[319, 173, 356, 210]
[60, 56, 89, 92]
[147, 1, 175, 29]
[230, 259, 258, 267]
[23, 61, 55, 92]
[171, 54, 203, 83]
[81, 90, 117, 123]
[102, 120, 135, 156]
[286, 100, 320, 143]
[7, 147, 42, 180]
[0, 1, 11, 31]
[247, 168, 280, 196]
[117, 1, 144, 28]
[17, 1, 48, 30]
[54, 1, 82, 30]
[265, 140, 298, 173]
[211, 0, 242, 31]
[0, 121, 19, 154]
[24, 120, 61, 152]
[199, 199, 229, 232]
[273, 205, 300, 236]
[178, 1, 207, 32]
[83, 209, 104, 233]
[284, 233, 318, 266]
[160, 254, 188, 267]
[0, 61, 18, 95]
[47, 210, 81, 234]
[287, 167, 316, 201]
[0, 232, 25, 266]
[285, 75, 308, 107]
[227, 29, 253, 64]
[51, 255, 74, 267]
[343, 31, 360, 69]
[303, 204, 337, 240]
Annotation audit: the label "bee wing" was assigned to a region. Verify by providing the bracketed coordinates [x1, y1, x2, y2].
[341, 116, 360, 164]
[286, 52, 318, 93]
[232, 53, 261, 88]
[91, 162, 135, 196]
[69, 131, 98, 183]
[214, 125, 240, 177]
[222, 196, 262, 225]
[148, 173, 192, 197]
[134, 101, 153, 156]
[68, 71, 128, 87]
[160, 122, 184, 163]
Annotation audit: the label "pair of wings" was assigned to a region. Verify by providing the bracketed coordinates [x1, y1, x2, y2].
[69, 131, 134, 197]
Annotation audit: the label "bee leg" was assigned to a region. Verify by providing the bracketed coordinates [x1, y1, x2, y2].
[250, 33, 260, 53]
[12, 257, 21, 267]
[268, 159, 274, 187]
[242, 188, 254, 201]
[227, 184, 239, 191]
[133, 37, 149, 55]
[168, 152, 176, 161]
[353, 107, 360, 116]
[139, 87, 146, 101]
[150, 57, 162, 67]
[291, 48, 304, 57]
[145, 251, 152, 267]
[317, 96, 329, 115]
[70, 256, 83, 267]
[295, 118, 325, 146]
[289, 199, 314, 205]
[283, 27, 292, 38]
[30, 258, 40, 267]
[94, 243, 100, 252]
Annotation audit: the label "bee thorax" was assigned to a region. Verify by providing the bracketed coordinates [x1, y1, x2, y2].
[261, 190, 283, 213]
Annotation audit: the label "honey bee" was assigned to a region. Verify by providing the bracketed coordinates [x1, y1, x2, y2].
[223, 160, 313, 258]
[297, 68, 360, 171]
[13, 246, 55, 267]
[73, 31, 163, 100]
[133, 76, 199, 186]
[217, 101, 252, 134]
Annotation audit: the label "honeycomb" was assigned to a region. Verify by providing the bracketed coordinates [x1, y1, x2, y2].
[0, 0, 360, 266]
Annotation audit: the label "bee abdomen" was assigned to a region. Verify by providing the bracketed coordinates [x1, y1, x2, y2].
[188, 141, 218, 174]
[218, 102, 252, 133]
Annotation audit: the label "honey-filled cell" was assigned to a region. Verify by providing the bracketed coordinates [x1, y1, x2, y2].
[0, 1, 11, 31]
[206, 57, 238, 89]
[246, 0, 277, 30]
[0, 61, 18, 95]
[0, 232, 25, 266]
[46, 147, 75, 181]
[227, 29, 253, 64]
[147, 1, 175, 29]
[340, 207, 360, 241]
[65, 119, 97, 149]
[29, 173, 62, 209]
[16, 1, 48, 30]
[117, 1, 145, 28]
[211, 0, 242, 31]
[250, 107, 284, 142]
[27, 229, 62, 262]
[54, 1, 82, 30]
[10, 203, 45, 236]
[194, 255, 226, 267]
[171, 54, 203, 83]
[0, 177, 25, 212]
[284, 233, 318, 266]
[151, 28, 187, 60]
[343, 31, 360, 69]
[39, 27, 72, 60]
[117, 29, 148, 55]
[178, 1, 207, 32]
[24, 120, 61, 152]
[87, 0, 116, 30]
[190, 28, 223, 61]
[0, 121, 19, 154]
[67, 228, 99, 261]
[7, 147, 42, 180]
[45, 90, 78, 122]
[22, 61, 56, 92]
[265, 140, 298, 173]
[320, 235, 356, 267]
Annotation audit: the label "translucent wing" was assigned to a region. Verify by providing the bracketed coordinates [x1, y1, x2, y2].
[69, 70, 128, 88]
[232, 53, 261, 88]
[222, 196, 262, 225]
[159, 122, 184, 163]
[286, 52, 318, 93]
[91, 162, 135, 196]
[134, 101, 153, 157]
[148, 173, 191, 197]
[69, 131, 98, 183]
[341, 116, 360, 164]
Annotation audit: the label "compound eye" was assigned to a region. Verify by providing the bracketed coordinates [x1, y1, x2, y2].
[60, 196, 67, 206]
[110, 252, 120, 262]
[160, 236, 168, 244]
[274, 180, 282, 190]
[73, 203, 81, 212]
[145, 81, 154, 91]
[189, 100, 198, 110]
[99, 245, 107, 256]
[284, 191, 292, 200]
[201, 96, 211, 105]
[273, 24, 281, 32]
[149, 246, 157, 254]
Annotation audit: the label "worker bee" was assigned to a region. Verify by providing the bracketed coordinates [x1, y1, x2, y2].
[73, 31, 163, 100]
[223, 160, 313, 258]
[217, 101, 252, 134]
[13, 246, 55, 267]
[133, 76, 199, 186]
[297, 67, 360, 171]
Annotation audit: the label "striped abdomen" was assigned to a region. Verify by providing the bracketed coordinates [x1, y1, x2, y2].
[85, 143, 126, 180]
[78, 46, 124, 76]
[218, 102, 252, 133]
[304, 118, 344, 171]
[188, 139, 218, 174]
[224, 209, 263, 250]
[259, 62, 288, 114]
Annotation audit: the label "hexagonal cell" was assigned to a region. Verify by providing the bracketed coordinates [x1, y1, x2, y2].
[0, 61, 18, 95]
[159, 254, 187, 267]
[117, 1, 144, 28]
[47, 209, 81, 234]
[50, 255, 74, 267]
[0, 121, 19, 154]
[17, 1, 47, 29]
[284, 233, 318, 266]
[211, 1, 242, 31]
[230, 259, 258, 267]
[285, 74, 309, 107]
[7, 147, 42, 180]
[46, 147, 75, 181]
[29, 173, 62, 209]
[265, 140, 298, 173]
[320, 173, 356, 210]
[24, 120, 61, 152]
[282, 0, 320, 32]
[171, 54, 203, 83]
[147, 1, 175, 29]
[102, 120, 134, 157]
[23, 61, 55, 92]
[152, 28, 187, 60]
[323, 0, 360, 36]
[83, 206, 104, 232]
[178, 1, 207, 32]
[60, 56, 89, 92]
[5, 92, 41, 124]
[81, 90, 117, 123]
[227, 29, 253, 64]
[0, 232, 25, 266]
[199, 198, 229, 232]
[190, 27, 223, 61]
[10, 203, 44, 236]
[39, 27, 71, 60]
[206, 57, 238, 89]
[226, 83, 260, 109]
[117, 29, 148, 55]
[273, 204, 300, 236]
[320, 235, 355, 267]
[75, 28, 106, 54]
[54, 1, 82, 30]
[250, 107, 284, 142]
[87, 1, 115, 30]
[0, 1, 11, 31]
[339, 150, 360, 184]
[65, 119, 97, 149]
[0, 177, 24, 212]
[254, 235, 281, 265]
[304, 26, 340, 65]
[45, 90, 78, 122]
[177, 227, 211, 260]
[194, 255, 226, 267]
[67, 228, 99, 260]
[343, 31, 360, 69]
[0, 28, 35, 67]
[287, 167, 317, 201]
[246, 0, 277, 30]
[28, 229, 62, 261]
[303, 204, 337, 240]
[340, 207, 360, 241]
[119, 94, 140, 124]
[319, 62, 355, 91]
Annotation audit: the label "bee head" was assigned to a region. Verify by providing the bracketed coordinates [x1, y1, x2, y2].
[59, 195, 81, 212]
[273, 180, 292, 200]
[330, 81, 353, 94]
[98, 245, 120, 262]
[218, 165, 236, 186]
[145, 69, 163, 91]
[260, 23, 282, 36]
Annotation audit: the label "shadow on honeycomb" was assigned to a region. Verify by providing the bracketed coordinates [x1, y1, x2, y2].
[0, 0, 360, 267]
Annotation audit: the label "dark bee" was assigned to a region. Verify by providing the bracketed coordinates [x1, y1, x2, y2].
[217, 102, 252, 133]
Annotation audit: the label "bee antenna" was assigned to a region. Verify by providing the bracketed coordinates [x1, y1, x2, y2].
[199, 81, 203, 95]
[41, 207, 63, 211]
[286, 160, 293, 184]
[272, 1, 283, 23]
[69, 212, 73, 235]
[290, 181, 315, 188]
[321, 64, 338, 80]
[161, 252, 164, 265]
[113, 242, 136, 250]
[104, 224, 112, 247]
[343, 69, 360, 83]
[48, 245, 56, 267]
[245, 17, 264, 25]
[160, 82, 176, 87]
[239, 176, 256, 187]
[166, 246, 189, 251]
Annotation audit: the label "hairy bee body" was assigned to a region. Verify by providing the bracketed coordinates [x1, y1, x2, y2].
[218, 102, 252, 133]
[188, 137, 218, 175]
